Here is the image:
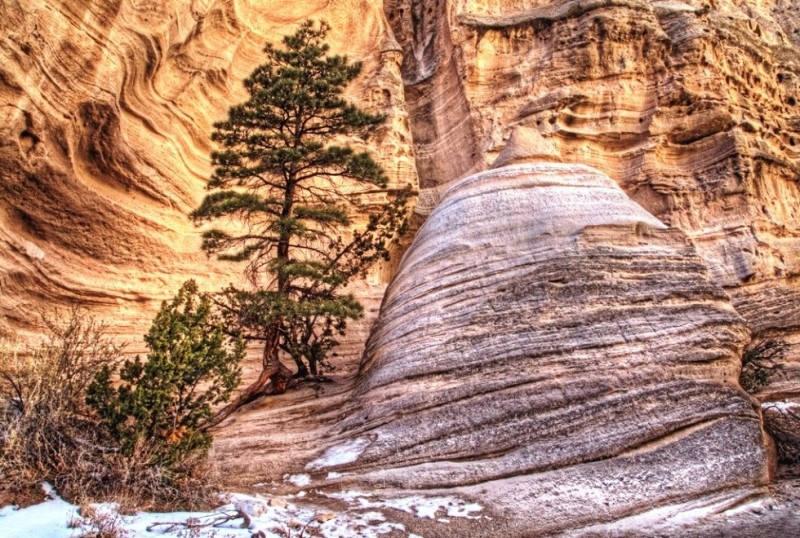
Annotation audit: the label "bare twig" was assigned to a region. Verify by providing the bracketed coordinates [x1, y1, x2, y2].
[146, 508, 251, 532]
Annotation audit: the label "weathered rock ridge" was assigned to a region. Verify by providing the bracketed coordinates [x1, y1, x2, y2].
[302, 160, 773, 534]
[386, 0, 800, 407]
[1, 0, 800, 534]
[3, 0, 799, 386]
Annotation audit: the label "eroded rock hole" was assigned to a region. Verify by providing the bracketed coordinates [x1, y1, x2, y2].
[19, 129, 39, 151]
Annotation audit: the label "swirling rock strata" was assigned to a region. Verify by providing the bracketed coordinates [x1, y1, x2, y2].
[0, 1, 417, 362]
[317, 162, 772, 534]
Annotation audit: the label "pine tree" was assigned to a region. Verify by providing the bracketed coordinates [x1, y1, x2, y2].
[191, 20, 410, 421]
[87, 280, 244, 463]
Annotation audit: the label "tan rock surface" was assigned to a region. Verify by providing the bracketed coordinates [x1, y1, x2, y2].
[3, 1, 799, 391]
[307, 161, 773, 535]
[1, 0, 799, 533]
[385, 0, 800, 407]
[0, 0, 417, 362]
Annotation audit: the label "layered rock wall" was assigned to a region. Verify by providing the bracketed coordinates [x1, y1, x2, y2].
[0, 1, 796, 532]
[4, 0, 799, 390]
[385, 0, 800, 402]
[0, 0, 417, 364]
[311, 161, 773, 534]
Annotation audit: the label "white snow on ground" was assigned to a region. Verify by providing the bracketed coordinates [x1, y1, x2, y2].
[382, 496, 483, 520]
[284, 473, 311, 487]
[325, 472, 346, 480]
[762, 400, 800, 413]
[0, 484, 75, 538]
[324, 490, 483, 520]
[0, 484, 483, 538]
[305, 438, 371, 470]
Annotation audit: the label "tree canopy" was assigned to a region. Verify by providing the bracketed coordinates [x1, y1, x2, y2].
[192, 20, 410, 420]
[87, 280, 244, 463]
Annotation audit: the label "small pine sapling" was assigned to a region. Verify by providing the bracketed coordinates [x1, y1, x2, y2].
[87, 281, 244, 464]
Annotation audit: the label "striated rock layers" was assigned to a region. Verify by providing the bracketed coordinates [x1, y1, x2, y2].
[385, 0, 800, 407]
[3, 2, 800, 391]
[0, 1, 793, 531]
[313, 160, 773, 534]
[0, 0, 417, 362]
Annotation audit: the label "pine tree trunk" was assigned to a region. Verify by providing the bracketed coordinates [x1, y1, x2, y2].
[292, 356, 309, 378]
[203, 324, 293, 430]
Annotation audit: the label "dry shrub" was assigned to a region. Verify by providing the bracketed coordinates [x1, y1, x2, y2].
[93, 446, 221, 512]
[739, 338, 787, 393]
[72, 504, 131, 538]
[0, 309, 118, 501]
[762, 404, 800, 464]
[0, 308, 219, 511]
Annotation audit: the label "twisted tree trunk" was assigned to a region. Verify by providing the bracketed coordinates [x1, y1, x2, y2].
[203, 324, 293, 430]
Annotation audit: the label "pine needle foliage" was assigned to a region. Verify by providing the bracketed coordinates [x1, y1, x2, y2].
[87, 281, 243, 464]
[191, 20, 410, 393]
[0, 306, 226, 510]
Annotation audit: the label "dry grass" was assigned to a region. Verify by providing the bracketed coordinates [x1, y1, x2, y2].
[0, 308, 220, 511]
[763, 403, 800, 464]
[0, 309, 117, 503]
[70, 504, 131, 538]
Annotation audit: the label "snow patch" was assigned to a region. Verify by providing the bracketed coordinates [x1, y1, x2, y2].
[284, 473, 311, 487]
[762, 400, 800, 413]
[306, 438, 371, 470]
[381, 496, 482, 520]
[0, 485, 76, 538]
[361, 511, 386, 522]
[324, 490, 483, 520]
[447, 501, 484, 518]
[0, 491, 407, 538]
[326, 490, 373, 502]
[1, 486, 482, 538]
[325, 471, 346, 480]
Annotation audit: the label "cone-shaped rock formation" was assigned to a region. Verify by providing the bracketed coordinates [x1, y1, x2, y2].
[310, 161, 773, 533]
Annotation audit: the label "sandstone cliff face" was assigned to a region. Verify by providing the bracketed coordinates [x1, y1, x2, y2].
[3, 1, 798, 386]
[1, 0, 799, 533]
[386, 0, 800, 405]
[0, 0, 417, 361]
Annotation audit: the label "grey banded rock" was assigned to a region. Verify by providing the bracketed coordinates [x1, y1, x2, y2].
[312, 161, 773, 533]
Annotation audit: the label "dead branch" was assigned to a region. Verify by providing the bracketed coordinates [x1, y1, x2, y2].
[146, 508, 251, 532]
